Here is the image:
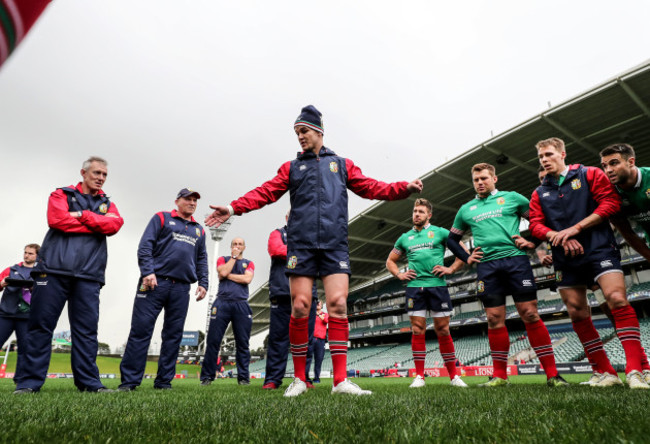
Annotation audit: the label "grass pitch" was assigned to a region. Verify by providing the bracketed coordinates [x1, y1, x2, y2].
[1, 374, 648, 443]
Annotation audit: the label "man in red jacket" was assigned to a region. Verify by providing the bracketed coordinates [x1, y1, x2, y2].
[529, 137, 648, 390]
[14, 157, 124, 394]
[206, 105, 423, 397]
[311, 300, 328, 383]
[0, 243, 39, 382]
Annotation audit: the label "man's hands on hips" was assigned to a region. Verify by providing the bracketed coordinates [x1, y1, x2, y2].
[396, 269, 416, 281]
[142, 273, 158, 290]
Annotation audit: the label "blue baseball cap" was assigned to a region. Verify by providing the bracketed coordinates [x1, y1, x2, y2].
[177, 188, 201, 199]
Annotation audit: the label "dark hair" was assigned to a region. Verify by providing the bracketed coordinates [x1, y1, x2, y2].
[414, 198, 433, 214]
[25, 243, 40, 254]
[600, 143, 635, 160]
[471, 163, 496, 176]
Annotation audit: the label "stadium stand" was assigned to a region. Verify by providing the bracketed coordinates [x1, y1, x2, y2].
[224, 61, 650, 380]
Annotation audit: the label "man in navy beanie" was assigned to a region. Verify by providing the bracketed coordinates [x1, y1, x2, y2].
[206, 105, 423, 397]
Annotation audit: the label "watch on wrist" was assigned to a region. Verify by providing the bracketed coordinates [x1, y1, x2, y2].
[77, 211, 83, 218]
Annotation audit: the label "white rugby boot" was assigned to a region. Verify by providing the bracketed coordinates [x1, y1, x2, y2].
[626, 370, 650, 390]
[283, 378, 308, 397]
[579, 372, 602, 386]
[643, 369, 650, 385]
[331, 379, 372, 395]
[593, 372, 623, 387]
[450, 375, 468, 388]
[409, 375, 425, 388]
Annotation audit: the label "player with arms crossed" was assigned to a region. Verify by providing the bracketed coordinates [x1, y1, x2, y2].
[206, 105, 423, 397]
[447, 163, 565, 387]
[530, 137, 648, 389]
[386, 198, 468, 388]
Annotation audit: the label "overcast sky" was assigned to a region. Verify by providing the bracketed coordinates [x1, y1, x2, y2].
[0, 0, 649, 350]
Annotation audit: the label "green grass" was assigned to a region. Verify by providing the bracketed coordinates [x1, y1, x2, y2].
[1, 352, 203, 377]
[1, 375, 648, 443]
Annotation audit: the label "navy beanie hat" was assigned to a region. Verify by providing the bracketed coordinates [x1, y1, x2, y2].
[294, 105, 324, 134]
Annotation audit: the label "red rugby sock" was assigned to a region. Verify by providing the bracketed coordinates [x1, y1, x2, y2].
[437, 333, 458, 380]
[328, 317, 349, 386]
[612, 305, 643, 374]
[525, 319, 558, 379]
[289, 316, 309, 382]
[488, 326, 510, 380]
[572, 317, 616, 375]
[411, 334, 426, 377]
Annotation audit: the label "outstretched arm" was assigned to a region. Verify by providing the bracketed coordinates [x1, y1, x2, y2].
[345, 159, 421, 200]
[205, 162, 291, 227]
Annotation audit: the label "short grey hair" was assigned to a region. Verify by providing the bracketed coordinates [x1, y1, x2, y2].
[82, 156, 108, 171]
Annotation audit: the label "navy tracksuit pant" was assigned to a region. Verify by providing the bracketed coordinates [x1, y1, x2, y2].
[311, 337, 326, 381]
[201, 299, 252, 382]
[15, 273, 104, 391]
[0, 316, 28, 382]
[120, 278, 190, 389]
[264, 296, 316, 386]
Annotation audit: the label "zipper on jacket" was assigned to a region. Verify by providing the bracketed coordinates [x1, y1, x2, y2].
[316, 151, 321, 247]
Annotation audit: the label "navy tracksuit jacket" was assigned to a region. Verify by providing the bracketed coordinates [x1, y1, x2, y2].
[120, 210, 208, 389]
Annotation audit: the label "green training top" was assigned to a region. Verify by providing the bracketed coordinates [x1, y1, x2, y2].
[451, 190, 528, 262]
[393, 224, 449, 287]
[617, 166, 650, 240]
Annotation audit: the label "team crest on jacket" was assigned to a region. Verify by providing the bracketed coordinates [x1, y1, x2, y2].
[496, 197, 505, 205]
[646, 188, 650, 199]
[407, 298, 414, 309]
[571, 179, 582, 190]
[329, 162, 338, 173]
[477, 281, 485, 293]
[555, 271, 562, 282]
[139, 283, 147, 292]
[195, 227, 201, 237]
[212, 306, 217, 316]
[428, 231, 435, 239]
[242, 263, 248, 269]
[99, 203, 108, 213]
[287, 256, 297, 269]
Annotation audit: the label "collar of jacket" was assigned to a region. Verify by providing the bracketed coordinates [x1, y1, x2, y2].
[296, 146, 336, 160]
[541, 164, 582, 187]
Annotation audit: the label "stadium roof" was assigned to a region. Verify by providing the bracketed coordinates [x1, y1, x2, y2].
[227, 59, 650, 344]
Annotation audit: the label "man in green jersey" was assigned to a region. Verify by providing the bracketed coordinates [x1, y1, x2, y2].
[447, 163, 566, 387]
[600, 143, 650, 260]
[386, 198, 469, 388]
[600, 143, 650, 383]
